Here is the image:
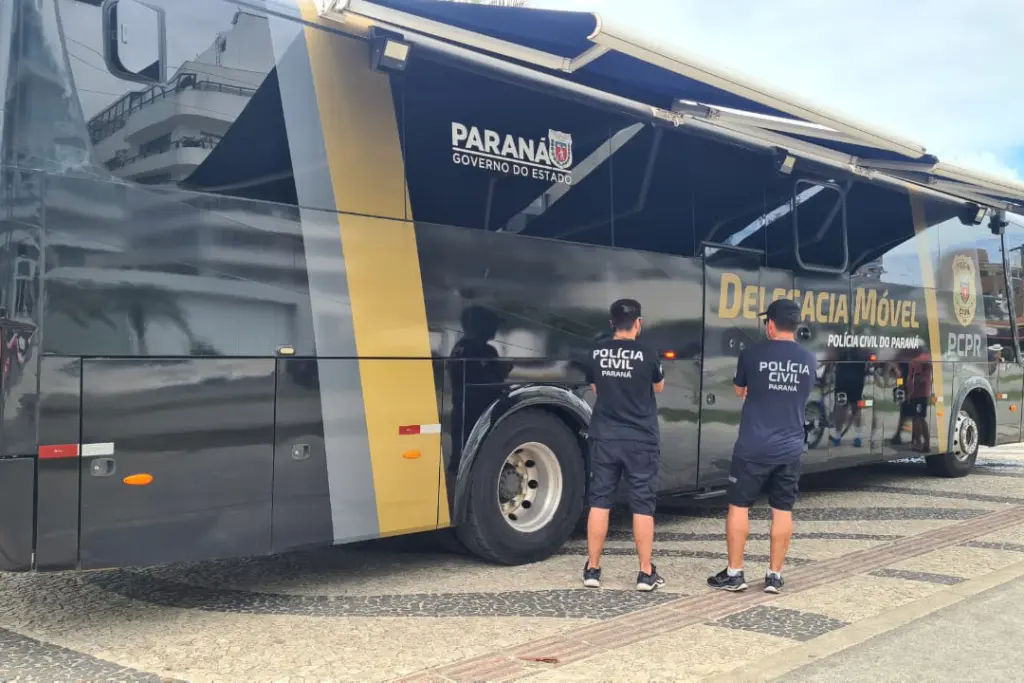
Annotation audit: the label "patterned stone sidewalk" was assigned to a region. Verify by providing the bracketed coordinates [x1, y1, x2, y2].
[2, 447, 1024, 682]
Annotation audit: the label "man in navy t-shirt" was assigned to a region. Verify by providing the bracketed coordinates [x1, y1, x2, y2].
[582, 299, 667, 592]
[708, 298, 815, 594]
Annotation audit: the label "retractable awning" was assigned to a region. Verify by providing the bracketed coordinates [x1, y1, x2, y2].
[316, 0, 1024, 214]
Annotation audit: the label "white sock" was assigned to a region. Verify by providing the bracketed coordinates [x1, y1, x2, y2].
[727, 567, 743, 577]
[767, 570, 782, 579]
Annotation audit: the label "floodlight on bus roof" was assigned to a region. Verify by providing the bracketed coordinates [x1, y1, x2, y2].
[770, 146, 795, 175]
[958, 202, 988, 226]
[369, 27, 410, 72]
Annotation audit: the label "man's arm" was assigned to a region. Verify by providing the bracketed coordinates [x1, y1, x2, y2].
[652, 357, 666, 393]
[733, 349, 748, 398]
[589, 383, 597, 395]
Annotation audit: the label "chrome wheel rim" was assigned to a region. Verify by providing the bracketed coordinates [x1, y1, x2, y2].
[953, 410, 979, 462]
[497, 442, 563, 533]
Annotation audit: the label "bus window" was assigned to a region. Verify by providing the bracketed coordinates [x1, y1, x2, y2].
[792, 180, 848, 274]
[1000, 215, 1024, 361]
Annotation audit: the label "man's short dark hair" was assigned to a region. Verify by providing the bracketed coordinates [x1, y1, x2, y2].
[610, 298, 642, 331]
[761, 299, 801, 332]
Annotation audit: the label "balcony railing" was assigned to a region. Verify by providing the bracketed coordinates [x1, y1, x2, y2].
[88, 72, 256, 145]
[104, 134, 223, 172]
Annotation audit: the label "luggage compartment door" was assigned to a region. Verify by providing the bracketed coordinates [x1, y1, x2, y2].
[78, 358, 276, 569]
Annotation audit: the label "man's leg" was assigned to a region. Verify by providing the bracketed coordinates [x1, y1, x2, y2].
[633, 513, 655, 574]
[582, 440, 619, 588]
[625, 446, 663, 591]
[726, 504, 750, 570]
[768, 508, 793, 573]
[586, 507, 610, 569]
[709, 458, 763, 592]
[763, 460, 800, 593]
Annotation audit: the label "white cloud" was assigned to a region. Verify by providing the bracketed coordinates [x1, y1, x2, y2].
[532, 0, 1024, 179]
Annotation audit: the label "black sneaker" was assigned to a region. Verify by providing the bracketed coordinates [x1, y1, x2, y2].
[707, 568, 748, 592]
[636, 565, 666, 592]
[582, 562, 601, 588]
[764, 573, 784, 594]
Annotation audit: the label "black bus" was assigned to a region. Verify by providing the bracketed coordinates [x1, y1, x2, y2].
[0, 0, 1022, 571]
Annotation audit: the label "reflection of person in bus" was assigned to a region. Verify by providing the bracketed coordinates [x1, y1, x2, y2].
[828, 345, 870, 448]
[906, 346, 933, 453]
[888, 347, 919, 446]
[448, 307, 513, 475]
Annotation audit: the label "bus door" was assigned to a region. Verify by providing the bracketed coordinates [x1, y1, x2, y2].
[697, 244, 765, 488]
[0, 318, 36, 571]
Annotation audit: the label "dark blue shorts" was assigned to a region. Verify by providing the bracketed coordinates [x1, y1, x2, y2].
[727, 457, 801, 512]
[588, 438, 659, 516]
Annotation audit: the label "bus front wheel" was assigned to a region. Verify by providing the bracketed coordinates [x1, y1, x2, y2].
[926, 399, 981, 478]
[457, 409, 585, 565]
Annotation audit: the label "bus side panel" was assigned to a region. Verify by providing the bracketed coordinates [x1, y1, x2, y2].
[272, 359, 334, 553]
[414, 221, 703, 495]
[35, 357, 83, 570]
[78, 358, 276, 569]
[0, 458, 34, 571]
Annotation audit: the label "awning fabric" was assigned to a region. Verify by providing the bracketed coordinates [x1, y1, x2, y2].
[337, 0, 1024, 213]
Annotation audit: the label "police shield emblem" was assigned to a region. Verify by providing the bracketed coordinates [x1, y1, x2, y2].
[548, 130, 573, 170]
[951, 254, 977, 327]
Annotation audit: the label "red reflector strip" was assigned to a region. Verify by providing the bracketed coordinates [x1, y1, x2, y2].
[398, 424, 441, 435]
[38, 444, 79, 460]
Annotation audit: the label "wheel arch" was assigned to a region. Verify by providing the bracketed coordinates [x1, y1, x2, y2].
[451, 384, 590, 526]
[949, 378, 996, 449]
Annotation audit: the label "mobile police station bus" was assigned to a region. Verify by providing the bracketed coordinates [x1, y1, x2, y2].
[1, 0, 1023, 572]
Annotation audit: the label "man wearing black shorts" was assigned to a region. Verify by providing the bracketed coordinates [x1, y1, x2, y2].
[708, 299, 815, 594]
[583, 299, 667, 592]
[829, 345, 869, 448]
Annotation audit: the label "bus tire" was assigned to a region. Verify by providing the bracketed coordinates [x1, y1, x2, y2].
[926, 399, 981, 478]
[456, 409, 585, 565]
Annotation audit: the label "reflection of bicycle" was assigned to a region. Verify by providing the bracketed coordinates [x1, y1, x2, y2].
[803, 364, 859, 450]
[805, 384, 834, 450]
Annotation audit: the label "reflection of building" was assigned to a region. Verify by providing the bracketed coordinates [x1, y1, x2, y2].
[0, 0, 98, 323]
[87, 11, 271, 185]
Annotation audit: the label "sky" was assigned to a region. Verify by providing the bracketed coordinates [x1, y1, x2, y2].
[529, 0, 1024, 182]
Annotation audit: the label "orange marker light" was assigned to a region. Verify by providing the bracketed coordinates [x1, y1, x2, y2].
[402, 450, 422, 460]
[1012, 405, 1018, 412]
[123, 473, 153, 486]
[663, 350, 677, 360]
[869, 354, 877, 362]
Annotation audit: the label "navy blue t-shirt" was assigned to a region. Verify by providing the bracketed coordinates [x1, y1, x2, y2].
[733, 340, 816, 463]
[585, 338, 664, 445]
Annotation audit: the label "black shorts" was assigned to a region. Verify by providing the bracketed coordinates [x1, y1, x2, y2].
[588, 439, 659, 516]
[834, 382, 864, 406]
[727, 457, 801, 512]
[907, 397, 930, 417]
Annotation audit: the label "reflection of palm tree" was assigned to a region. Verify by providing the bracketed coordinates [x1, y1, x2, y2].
[46, 281, 217, 355]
